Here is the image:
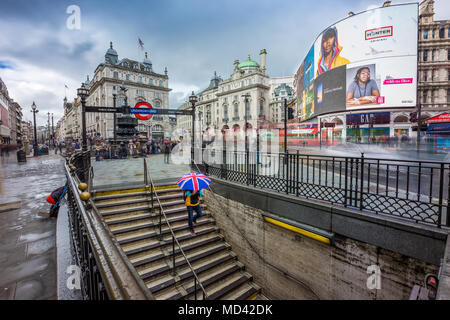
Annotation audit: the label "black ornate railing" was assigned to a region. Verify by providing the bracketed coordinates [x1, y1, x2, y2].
[65, 153, 153, 300]
[197, 148, 450, 228]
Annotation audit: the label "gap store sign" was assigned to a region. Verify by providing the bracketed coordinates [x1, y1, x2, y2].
[346, 112, 390, 126]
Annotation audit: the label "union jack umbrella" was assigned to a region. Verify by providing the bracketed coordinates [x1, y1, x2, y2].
[176, 172, 211, 192]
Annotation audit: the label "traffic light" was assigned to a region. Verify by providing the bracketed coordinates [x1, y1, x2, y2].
[287, 107, 294, 120]
[409, 112, 417, 123]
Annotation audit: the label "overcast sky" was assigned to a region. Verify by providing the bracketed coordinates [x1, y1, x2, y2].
[0, 0, 448, 126]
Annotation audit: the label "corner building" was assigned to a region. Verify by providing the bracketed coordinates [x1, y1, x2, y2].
[84, 42, 172, 142]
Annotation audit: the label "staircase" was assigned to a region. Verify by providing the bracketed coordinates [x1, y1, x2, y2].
[92, 184, 267, 300]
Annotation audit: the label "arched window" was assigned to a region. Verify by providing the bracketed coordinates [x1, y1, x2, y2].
[155, 100, 161, 108]
[223, 105, 228, 120]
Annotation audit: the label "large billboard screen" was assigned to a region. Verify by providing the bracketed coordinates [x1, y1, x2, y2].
[295, 3, 418, 121]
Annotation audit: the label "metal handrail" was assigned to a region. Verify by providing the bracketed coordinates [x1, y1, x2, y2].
[144, 158, 209, 300]
[65, 155, 153, 300]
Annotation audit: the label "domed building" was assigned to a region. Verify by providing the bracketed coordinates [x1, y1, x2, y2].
[176, 49, 293, 135]
[69, 42, 172, 143]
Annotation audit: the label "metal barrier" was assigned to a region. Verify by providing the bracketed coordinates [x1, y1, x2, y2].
[144, 158, 209, 300]
[198, 148, 450, 228]
[65, 153, 153, 300]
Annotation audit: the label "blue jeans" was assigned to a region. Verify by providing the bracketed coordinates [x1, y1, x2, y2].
[187, 205, 202, 232]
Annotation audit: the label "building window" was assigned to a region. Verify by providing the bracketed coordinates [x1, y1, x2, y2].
[155, 101, 161, 108]
[138, 76, 142, 83]
[259, 100, 264, 116]
[432, 49, 436, 61]
[155, 92, 160, 99]
[228, 85, 231, 90]
[149, 78, 153, 85]
[234, 103, 239, 117]
[424, 72, 427, 82]
[447, 89, 450, 103]
[423, 30, 428, 39]
[249, 79, 252, 85]
[113, 71, 119, 79]
[159, 80, 163, 86]
[423, 50, 428, 62]
[440, 27, 445, 39]
[241, 81, 245, 87]
[224, 105, 228, 119]
[432, 29, 435, 39]
[448, 49, 450, 60]
[126, 74, 130, 81]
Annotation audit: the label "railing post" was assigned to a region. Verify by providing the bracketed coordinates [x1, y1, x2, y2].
[438, 163, 444, 227]
[296, 151, 299, 197]
[447, 165, 450, 227]
[222, 133, 226, 179]
[344, 157, 349, 207]
[285, 150, 289, 194]
[360, 153, 364, 211]
[172, 235, 176, 276]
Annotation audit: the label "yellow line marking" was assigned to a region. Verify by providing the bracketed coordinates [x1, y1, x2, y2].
[264, 216, 331, 245]
[247, 292, 259, 300]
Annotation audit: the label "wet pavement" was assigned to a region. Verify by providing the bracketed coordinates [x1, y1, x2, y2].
[92, 153, 191, 188]
[0, 151, 65, 300]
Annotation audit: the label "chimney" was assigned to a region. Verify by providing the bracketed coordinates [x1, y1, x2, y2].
[259, 49, 267, 73]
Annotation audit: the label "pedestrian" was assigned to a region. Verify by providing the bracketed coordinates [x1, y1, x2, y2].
[164, 141, 170, 163]
[183, 189, 203, 235]
[39, 185, 68, 218]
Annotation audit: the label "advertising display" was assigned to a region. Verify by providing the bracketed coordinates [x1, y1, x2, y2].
[295, 3, 418, 120]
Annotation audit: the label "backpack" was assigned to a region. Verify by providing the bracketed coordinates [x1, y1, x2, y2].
[184, 191, 200, 206]
[46, 186, 67, 205]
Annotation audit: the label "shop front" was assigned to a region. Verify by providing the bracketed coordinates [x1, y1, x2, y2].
[425, 113, 450, 152]
[346, 112, 390, 143]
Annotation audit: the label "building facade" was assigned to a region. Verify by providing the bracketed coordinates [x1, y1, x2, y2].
[293, 0, 449, 144]
[418, 0, 450, 116]
[81, 42, 172, 142]
[8, 100, 23, 145]
[0, 78, 11, 144]
[177, 50, 295, 136]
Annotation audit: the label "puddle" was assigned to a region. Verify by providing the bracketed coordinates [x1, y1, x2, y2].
[18, 230, 54, 243]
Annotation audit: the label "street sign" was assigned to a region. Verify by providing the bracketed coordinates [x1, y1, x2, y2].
[133, 102, 153, 120]
[84, 106, 127, 113]
[129, 108, 193, 116]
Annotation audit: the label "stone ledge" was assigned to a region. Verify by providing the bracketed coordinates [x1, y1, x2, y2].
[0, 196, 21, 213]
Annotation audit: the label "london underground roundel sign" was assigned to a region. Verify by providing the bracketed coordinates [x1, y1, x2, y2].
[134, 102, 153, 120]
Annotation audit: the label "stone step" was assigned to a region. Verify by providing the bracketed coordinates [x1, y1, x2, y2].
[110, 211, 211, 235]
[130, 232, 223, 268]
[157, 260, 243, 300]
[95, 193, 183, 209]
[198, 271, 253, 301]
[98, 199, 187, 215]
[116, 218, 214, 245]
[148, 252, 238, 295]
[137, 242, 231, 282]
[122, 226, 219, 256]
[94, 188, 182, 203]
[220, 281, 261, 300]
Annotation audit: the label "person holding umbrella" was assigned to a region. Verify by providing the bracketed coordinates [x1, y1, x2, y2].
[176, 172, 211, 235]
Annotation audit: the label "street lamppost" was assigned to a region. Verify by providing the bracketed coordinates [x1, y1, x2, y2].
[189, 91, 198, 165]
[47, 112, 51, 146]
[31, 101, 39, 157]
[51, 113, 54, 146]
[242, 93, 251, 182]
[77, 83, 89, 152]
